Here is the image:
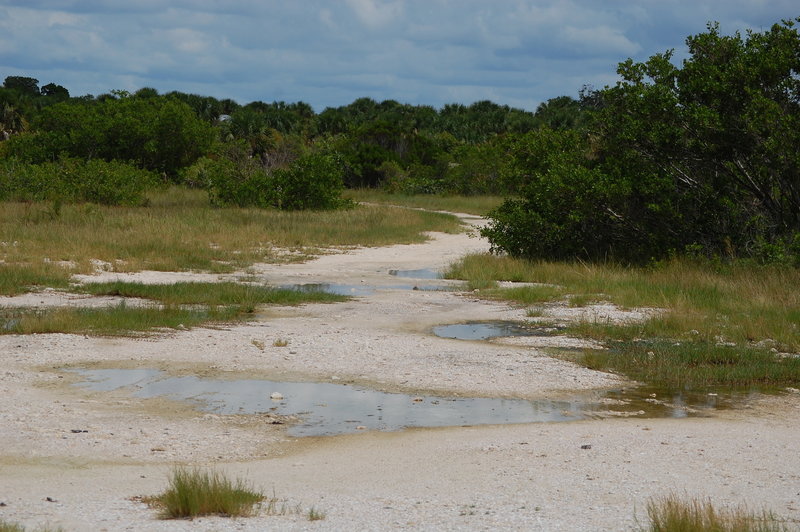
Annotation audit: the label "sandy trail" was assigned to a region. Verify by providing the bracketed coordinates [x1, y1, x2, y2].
[1, 211, 799, 531]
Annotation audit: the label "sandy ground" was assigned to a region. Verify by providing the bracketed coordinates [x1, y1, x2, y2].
[1, 212, 799, 531]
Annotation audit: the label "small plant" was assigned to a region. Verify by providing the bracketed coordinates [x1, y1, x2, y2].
[307, 507, 326, 521]
[0, 521, 65, 532]
[644, 494, 790, 532]
[0, 520, 25, 532]
[144, 467, 264, 519]
[251, 339, 266, 351]
[272, 338, 289, 347]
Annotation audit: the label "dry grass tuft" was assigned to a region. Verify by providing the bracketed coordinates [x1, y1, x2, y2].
[645, 494, 790, 532]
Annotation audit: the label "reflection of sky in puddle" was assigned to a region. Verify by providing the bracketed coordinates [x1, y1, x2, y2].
[389, 269, 443, 279]
[70, 368, 738, 437]
[433, 321, 554, 341]
[283, 283, 450, 296]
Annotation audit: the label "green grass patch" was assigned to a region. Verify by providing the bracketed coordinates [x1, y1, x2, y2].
[447, 253, 800, 389]
[0, 263, 72, 296]
[644, 494, 790, 532]
[1, 283, 343, 336]
[144, 468, 264, 519]
[345, 189, 505, 216]
[0, 303, 240, 336]
[0, 187, 463, 289]
[582, 341, 800, 391]
[446, 254, 800, 352]
[75, 281, 346, 307]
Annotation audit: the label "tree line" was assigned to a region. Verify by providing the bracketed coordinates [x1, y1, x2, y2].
[2, 18, 799, 264]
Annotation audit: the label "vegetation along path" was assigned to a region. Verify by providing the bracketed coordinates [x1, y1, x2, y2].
[1, 210, 799, 530]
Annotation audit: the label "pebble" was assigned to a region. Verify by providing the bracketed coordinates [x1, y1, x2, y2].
[270, 392, 284, 400]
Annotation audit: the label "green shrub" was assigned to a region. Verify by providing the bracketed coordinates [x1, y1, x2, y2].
[271, 152, 347, 210]
[203, 146, 347, 210]
[0, 158, 157, 205]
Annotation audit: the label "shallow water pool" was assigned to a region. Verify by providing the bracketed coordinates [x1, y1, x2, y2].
[70, 368, 742, 437]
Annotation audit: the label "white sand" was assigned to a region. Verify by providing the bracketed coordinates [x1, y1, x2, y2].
[2, 212, 798, 531]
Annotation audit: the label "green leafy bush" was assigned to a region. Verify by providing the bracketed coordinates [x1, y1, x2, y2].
[484, 19, 800, 264]
[4, 95, 214, 178]
[0, 158, 157, 205]
[201, 143, 347, 210]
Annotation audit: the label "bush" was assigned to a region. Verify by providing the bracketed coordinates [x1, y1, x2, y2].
[0, 158, 157, 205]
[201, 144, 347, 210]
[271, 152, 347, 210]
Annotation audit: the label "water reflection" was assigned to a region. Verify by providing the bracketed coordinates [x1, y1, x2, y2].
[389, 269, 443, 279]
[69, 368, 739, 437]
[433, 321, 560, 341]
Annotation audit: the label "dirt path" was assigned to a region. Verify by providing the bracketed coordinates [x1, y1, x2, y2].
[1, 211, 799, 530]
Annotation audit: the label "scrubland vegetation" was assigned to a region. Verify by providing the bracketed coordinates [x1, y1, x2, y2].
[448, 253, 800, 390]
[1, 19, 799, 386]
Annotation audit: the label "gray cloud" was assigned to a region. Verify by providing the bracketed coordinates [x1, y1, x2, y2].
[0, 1, 797, 109]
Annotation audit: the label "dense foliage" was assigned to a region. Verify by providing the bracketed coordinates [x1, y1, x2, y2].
[0, 78, 559, 208]
[2, 17, 799, 254]
[482, 18, 800, 264]
[0, 157, 156, 205]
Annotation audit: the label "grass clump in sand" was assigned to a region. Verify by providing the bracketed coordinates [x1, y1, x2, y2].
[644, 494, 790, 532]
[0, 521, 65, 532]
[145, 468, 264, 519]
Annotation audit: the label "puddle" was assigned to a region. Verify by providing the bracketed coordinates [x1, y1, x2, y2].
[433, 321, 559, 341]
[284, 283, 375, 297]
[389, 269, 443, 279]
[284, 283, 451, 296]
[69, 368, 741, 437]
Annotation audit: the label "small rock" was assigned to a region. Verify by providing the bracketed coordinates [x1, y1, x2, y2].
[356, 425, 367, 430]
[270, 392, 284, 400]
[581, 444, 592, 450]
[45, 497, 57, 502]
[412, 397, 424, 402]
[70, 429, 88, 433]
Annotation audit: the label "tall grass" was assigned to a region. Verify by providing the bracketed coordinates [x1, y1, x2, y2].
[0, 263, 72, 295]
[645, 494, 790, 532]
[345, 189, 506, 216]
[582, 341, 800, 390]
[145, 468, 264, 519]
[0, 188, 462, 280]
[447, 254, 800, 352]
[447, 253, 800, 389]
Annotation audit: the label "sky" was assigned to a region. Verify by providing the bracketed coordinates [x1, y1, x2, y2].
[0, 1, 797, 111]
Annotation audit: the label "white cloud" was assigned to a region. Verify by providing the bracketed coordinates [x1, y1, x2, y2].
[0, 1, 797, 109]
[345, 0, 404, 30]
[561, 25, 641, 56]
